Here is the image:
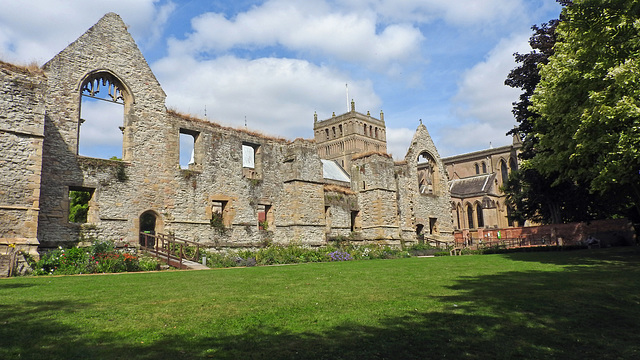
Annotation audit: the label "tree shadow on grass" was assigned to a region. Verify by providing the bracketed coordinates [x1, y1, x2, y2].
[2, 249, 640, 359]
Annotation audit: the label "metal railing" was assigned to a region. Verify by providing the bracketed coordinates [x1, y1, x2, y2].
[139, 232, 202, 269]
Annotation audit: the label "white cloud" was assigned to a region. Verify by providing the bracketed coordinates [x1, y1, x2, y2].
[79, 98, 125, 158]
[0, 0, 174, 64]
[167, 0, 424, 74]
[336, 0, 525, 26]
[438, 121, 514, 158]
[385, 127, 416, 159]
[446, 33, 530, 153]
[153, 55, 380, 139]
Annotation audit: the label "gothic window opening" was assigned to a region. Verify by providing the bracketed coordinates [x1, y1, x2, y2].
[475, 163, 480, 174]
[476, 202, 484, 228]
[79, 72, 129, 160]
[456, 204, 462, 229]
[500, 159, 509, 185]
[482, 162, 487, 173]
[466, 204, 474, 229]
[417, 152, 437, 195]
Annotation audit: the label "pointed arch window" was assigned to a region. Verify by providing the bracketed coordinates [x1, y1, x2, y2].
[417, 152, 437, 195]
[79, 71, 131, 160]
[500, 159, 509, 184]
[476, 202, 484, 228]
[466, 204, 474, 229]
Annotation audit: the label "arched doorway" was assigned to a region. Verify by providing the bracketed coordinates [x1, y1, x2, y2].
[139, 211, 158, 247]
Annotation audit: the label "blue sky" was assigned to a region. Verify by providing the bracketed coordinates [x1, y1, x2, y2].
[0, 0, 563, 160]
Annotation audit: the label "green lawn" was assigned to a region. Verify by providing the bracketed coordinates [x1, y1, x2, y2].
[1, 247, 640, 359]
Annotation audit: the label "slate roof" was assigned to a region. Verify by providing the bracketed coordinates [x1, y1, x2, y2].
[449, 173, 496, 197]
[321, 159, 350, 183]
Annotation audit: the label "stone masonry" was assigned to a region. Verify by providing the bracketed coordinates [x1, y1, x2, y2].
[0, 13, 453, 254]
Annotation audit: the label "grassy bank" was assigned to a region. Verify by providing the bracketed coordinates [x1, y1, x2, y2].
[1, 247, 639, 359]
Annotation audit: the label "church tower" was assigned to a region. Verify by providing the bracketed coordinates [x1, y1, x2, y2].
[313, 100, 387, 172]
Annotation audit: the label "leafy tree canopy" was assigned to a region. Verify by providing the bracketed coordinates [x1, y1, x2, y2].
[531, 0, 640, 199]
[505, 0, 640, 224]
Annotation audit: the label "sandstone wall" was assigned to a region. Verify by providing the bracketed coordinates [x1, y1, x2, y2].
[0, 63, 45, 254]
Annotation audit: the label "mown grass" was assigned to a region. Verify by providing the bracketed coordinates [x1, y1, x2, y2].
[1, 247, 639, 359]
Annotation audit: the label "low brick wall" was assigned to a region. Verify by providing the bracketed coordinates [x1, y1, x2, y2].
[455, 218, 636, 248]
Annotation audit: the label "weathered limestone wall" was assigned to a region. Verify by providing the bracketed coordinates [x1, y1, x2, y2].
[351, 154, 401, 241]
[2, 13, 455, 251]
[324, 188, 358, 239]
[398, 124, 454, 243]
[37, 13, 169, 246]
[0, 63, 45, 254]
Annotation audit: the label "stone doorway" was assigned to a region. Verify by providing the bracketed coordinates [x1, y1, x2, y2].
[139, 211, 158, 247]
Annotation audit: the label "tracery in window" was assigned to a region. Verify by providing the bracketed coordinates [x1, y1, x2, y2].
[79, 72, 129, 159]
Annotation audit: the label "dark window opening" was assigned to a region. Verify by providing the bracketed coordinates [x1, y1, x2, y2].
[482, 162, 487, 173]
[476, 203, 484, 228]
[429, 217, 437, 235]
[500, 160, 509, 185]
[416, 224, 424, 241]
[467, 205, 474, 229]
[139, 211, 157, 247]
[350, 211, 359, 232]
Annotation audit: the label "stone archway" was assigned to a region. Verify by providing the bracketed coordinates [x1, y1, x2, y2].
[139, 210, 158, 247]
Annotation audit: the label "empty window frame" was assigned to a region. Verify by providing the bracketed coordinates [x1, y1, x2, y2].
[68, 187, 94, 223]
[79, 72, 128, 159]
[417, 152, 436, 195]
[242, 143, 262, 179]
[179, 129, 200, 169]
[211, 200, 228, 228]
[257, 204, 272, 230]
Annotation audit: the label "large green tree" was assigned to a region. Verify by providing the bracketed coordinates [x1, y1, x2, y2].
[530, 0, 640, 218]
[502, 1, 610, 225]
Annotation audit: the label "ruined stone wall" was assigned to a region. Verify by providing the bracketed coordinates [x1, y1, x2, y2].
[2, 13, 456, 251]
[37, 13, 169, 246]
[0, 63, 45, 254]
[324, 188, 358, 239]
[351, 154, 401, 241]
[399, 124, 454, 243]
